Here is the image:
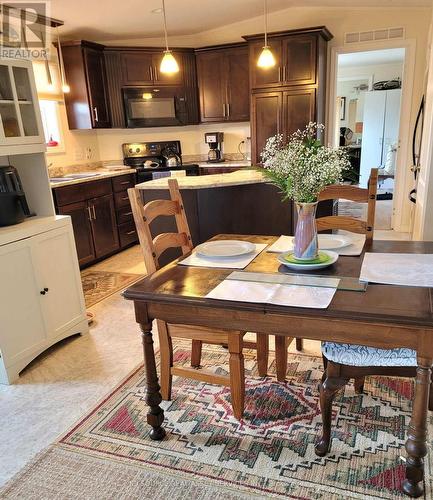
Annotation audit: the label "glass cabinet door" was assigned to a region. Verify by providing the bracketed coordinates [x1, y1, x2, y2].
[0, 60, 43, 145]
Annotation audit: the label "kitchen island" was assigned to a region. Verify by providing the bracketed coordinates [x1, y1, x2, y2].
[136, 170, 334, 265]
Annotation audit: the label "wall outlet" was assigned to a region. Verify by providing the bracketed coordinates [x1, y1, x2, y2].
[85, 147, 92, 160]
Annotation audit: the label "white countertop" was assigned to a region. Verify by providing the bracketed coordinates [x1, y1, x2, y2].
[49, 168, 136, 188]
[197, 160, 252, 168]
[136, 169, 266, 190]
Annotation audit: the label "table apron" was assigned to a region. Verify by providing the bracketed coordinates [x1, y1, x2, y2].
[143, 301, 431, 352]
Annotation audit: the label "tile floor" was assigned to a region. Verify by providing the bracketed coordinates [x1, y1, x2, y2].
[0, 228, 412, 486]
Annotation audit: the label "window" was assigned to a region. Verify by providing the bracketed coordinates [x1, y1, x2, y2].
[39, 99, 64, 153]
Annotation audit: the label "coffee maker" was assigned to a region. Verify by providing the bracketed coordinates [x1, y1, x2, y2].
[205, 132, 224, 163]
[0, 166, 32, 226]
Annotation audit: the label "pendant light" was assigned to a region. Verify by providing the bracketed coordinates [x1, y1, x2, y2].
[160, 0, 179, 74]
[56, 28, 70, 93]
[257, 0, 276, 69]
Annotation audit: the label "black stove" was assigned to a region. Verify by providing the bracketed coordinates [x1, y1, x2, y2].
[123, 140, 199, 183]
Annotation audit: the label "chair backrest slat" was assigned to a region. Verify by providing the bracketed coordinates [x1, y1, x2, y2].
[316, 168, 378, 241]
[143, 199, 180, 224]
[128, 178, 194, 273]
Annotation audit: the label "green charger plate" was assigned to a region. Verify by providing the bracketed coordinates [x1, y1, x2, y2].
[284, 251, 332, 265]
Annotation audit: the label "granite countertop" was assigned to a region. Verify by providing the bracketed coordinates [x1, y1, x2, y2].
[136, 169, 266, 190]
[49, 168, 136, 188]
[197, 160, 252, 168]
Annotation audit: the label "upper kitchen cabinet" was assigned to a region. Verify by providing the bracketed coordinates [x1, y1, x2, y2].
[120, 49, 183, 86]
[104, 47, 199, 128]
[196, 44, 249, 123]
[0, 59, 44, 148]
[244, 27, 332, 90]
[61, 41, 111, 129]
[246, 27, 332, 163]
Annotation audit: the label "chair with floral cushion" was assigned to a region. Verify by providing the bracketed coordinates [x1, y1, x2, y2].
[315, 343, 433, 457]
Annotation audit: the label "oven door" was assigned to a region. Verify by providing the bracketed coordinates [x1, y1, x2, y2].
[123, 87, 187, 128]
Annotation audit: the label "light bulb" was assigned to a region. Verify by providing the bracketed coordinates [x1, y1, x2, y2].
[160, 51, 179, 74]
[62, 83, 70, 93]
[257, 46, 276, 69]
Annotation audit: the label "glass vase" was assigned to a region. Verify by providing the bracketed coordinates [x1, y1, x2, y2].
[293, 202, 319, 260]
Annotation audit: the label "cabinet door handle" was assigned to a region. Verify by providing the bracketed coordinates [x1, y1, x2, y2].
[126, 230, 136, 235]
[122, 196, 129, 201]
[226, 103, 230, 117]
[91, 205, 96, 220]
[154, 66, 158, 81]
[120, 181, 130, 185]
[222, 103, 226, 117]
[149, 65, 153, 80]
[93, 107, 99, 122]
[283, 65, 287, 81]
[87, 206, 92, 221]
[124, 211, 133, 216]
[278, 67, 281, 82]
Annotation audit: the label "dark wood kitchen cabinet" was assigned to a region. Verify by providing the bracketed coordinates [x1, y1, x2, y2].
[120, 49, 183, 86]
[53, 178, 127, 267]
[57, 201, 95, 266]
[104, 47, 199, 128]
[61, 41, 111, 129]
[245, 27, 332, 163]
[196, 44, 249, 123]
[90, 194, 119, 258]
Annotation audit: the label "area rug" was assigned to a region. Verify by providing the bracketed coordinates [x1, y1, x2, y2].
[1, 344, 432, 499]
[81, 270, 143, 307]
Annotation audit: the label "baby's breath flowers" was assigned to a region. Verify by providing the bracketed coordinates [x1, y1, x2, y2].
[261, 123, 350, 203]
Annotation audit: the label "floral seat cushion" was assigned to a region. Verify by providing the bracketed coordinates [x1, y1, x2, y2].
[322, 342, 417, 367]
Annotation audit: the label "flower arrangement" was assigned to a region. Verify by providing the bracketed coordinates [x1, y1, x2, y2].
[261, 123, 350, 203]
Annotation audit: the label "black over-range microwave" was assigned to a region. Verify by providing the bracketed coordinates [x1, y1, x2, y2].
[123, 87, 188, 128]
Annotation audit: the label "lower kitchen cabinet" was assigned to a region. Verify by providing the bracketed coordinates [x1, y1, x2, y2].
[90, 194, 119, 258]
[53, 173, 137, 268]
[57, 201, 95, 266]
[0, 220, 88, 384]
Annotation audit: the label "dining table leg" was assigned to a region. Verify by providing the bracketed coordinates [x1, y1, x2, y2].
[140, 322, 166, 441]
[402, 356, 432, 498]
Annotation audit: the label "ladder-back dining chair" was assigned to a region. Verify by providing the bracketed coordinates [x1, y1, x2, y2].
[292, 167, 378, 357]
[128, 178, 269, 420]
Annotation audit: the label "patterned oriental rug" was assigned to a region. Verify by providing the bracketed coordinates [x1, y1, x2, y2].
[81, 270, 143, 308]
[2, 344, 432, 499]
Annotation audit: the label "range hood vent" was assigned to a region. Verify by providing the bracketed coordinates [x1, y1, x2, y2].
[345, 27, 405, 44]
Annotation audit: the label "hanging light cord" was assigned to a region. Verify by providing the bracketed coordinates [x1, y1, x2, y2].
[162, 0, 169, 51]
[264, 0, 268, 47]
[56, 27, 67, 86]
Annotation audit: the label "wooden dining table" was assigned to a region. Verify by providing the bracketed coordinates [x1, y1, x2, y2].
[123, 234, 433, 498]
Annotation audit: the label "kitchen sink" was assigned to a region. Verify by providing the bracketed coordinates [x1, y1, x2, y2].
[49, 172, 104, 183]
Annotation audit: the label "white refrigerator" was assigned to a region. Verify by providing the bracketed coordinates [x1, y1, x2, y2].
[360, 89, 401, 188]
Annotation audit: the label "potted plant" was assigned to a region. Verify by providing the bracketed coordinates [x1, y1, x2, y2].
[261, 123, 350, 261]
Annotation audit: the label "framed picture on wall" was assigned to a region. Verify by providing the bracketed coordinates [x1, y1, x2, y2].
[340, 97, 346, 121]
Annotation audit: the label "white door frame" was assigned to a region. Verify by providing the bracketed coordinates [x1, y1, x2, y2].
[327, 38, 417, 233]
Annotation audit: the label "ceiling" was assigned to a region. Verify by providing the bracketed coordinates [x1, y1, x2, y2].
[49, 0, 432, 42]
[338, 48, 405, 68]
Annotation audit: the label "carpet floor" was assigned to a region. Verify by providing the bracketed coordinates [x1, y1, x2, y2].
[1, 344, 432, 499]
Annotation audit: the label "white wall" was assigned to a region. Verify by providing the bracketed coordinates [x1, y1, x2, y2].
[95, 122, 250, 162]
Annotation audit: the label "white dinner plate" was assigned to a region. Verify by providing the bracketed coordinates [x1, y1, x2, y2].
[318, 234, 352, 250]
[195, 240, 255, 258]
[277, 250, 339, 271]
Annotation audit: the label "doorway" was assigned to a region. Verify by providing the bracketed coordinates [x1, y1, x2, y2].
[333, 47, 406, 232]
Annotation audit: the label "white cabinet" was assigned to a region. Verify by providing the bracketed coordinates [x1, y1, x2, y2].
[360, 89, 401, 187]
[0, 59, 44, 147]
[0, 220, 88, 384]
